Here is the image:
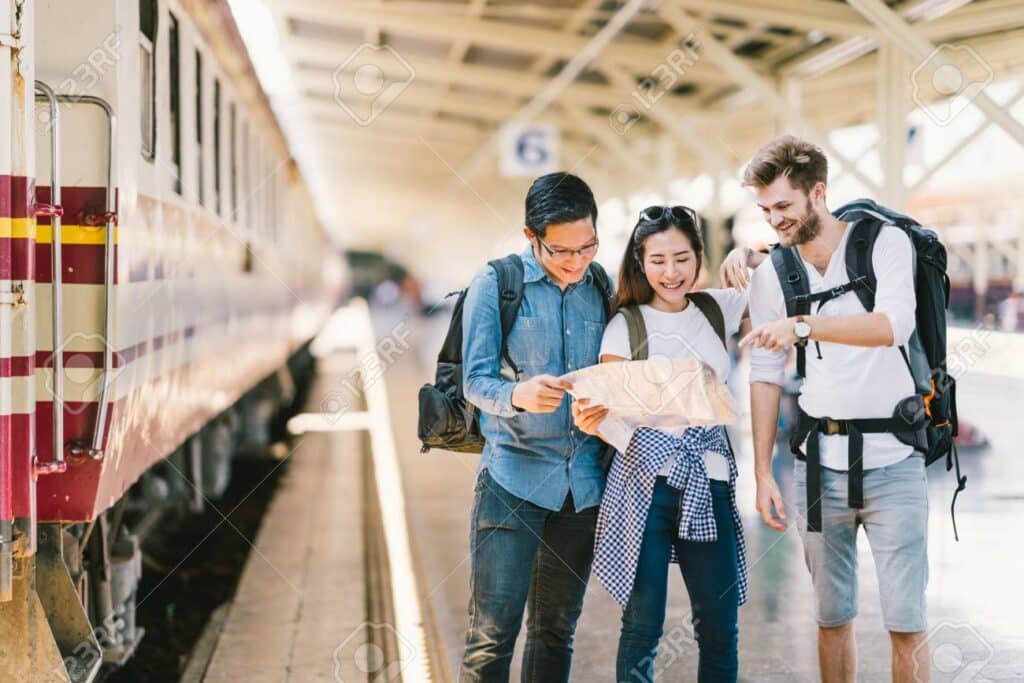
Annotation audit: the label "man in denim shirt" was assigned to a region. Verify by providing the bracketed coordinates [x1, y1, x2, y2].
[460, 173, 610, 682]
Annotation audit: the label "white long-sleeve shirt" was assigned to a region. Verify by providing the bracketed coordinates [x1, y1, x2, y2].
[747, 221, 918, 471]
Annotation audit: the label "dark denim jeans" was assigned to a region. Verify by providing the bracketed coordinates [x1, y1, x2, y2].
[460, 468, 598, 683]
[617, 477, 740, 683]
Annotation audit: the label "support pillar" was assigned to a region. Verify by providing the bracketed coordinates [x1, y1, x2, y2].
[878, 41, 911, 211]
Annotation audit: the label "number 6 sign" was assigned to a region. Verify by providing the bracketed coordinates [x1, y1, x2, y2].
[500, 122, 559, 178]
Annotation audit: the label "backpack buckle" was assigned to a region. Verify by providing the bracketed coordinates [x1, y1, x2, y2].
[820, 418, 846, 436]
[829, 285, 847, 299]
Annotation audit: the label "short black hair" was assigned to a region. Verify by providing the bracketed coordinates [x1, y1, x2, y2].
[524, 172, 597, 238]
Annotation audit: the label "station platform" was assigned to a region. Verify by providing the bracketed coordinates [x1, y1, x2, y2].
[200, 303, 1024, 682]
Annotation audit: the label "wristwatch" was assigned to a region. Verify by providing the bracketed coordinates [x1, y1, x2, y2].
[793, 315, 811, 346]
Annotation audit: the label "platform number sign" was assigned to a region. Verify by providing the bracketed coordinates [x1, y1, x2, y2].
[500, 123, 559, 178]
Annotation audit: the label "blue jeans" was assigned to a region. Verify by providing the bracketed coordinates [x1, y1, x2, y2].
[461, 468, 598, 682]
[617, 477, 740, 683]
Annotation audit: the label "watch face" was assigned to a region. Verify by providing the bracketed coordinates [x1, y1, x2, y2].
[795, 321, 811, 338]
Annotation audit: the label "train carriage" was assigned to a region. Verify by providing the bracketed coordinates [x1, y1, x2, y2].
[0, 1, 345, 679]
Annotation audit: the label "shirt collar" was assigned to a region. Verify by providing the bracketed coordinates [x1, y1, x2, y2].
[519, 244, 593, 286]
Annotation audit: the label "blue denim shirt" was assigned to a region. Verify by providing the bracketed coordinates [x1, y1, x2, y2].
[462, 247, 609, 511]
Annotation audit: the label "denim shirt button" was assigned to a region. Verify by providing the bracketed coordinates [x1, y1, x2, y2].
[566, 328, 572, 335]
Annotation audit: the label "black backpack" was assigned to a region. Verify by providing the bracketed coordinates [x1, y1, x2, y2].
[417, 254, 615, 454]
[771, 198, 966, 538]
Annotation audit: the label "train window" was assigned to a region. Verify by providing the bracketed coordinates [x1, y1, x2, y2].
[213, 79, 221, 215]
[259, 139, 267, 238]
[254, 134, 260, 235]
[267, 161, 273, 242]
[195, 49, 204, 206]
[230, 103, 237, 221]
[169, 12, 181, 195]
[269, 158, 277, 242]
[241, 120, 249, 228]
[139, 0, 157, 160]
[249, 133, 257, 234]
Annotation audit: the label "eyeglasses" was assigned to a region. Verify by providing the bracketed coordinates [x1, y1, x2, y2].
[639, 205, 699, 225]
[535, 235, 599, 261]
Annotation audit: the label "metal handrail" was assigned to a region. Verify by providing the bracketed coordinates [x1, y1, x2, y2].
[49, 94, 117, 462]
[33, 81, 66, 475]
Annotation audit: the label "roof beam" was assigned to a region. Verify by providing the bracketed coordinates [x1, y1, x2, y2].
[323, 1, 664, 25]
[779, 0, 1024, 83]
[310, 106, 493, 142]
[426, 0, 489, 119]
[314, 83, 514, 125]
[304, 83, 625, 149]
[315, 124, 487, 152]
[658, 2, 882, 193]
[600, 62, 734, 174]
[271, 0, 724, 77]
[451, 0, 650, 184]
[669, 0, 879, 38]
[846, 0, 1024, 148]
[919, 0, 1024, 41]
[288, 36, 727, 116]
[910, 83, 1024, 193]
[562, 102, 664, 189]
[528, 0, 604, 77]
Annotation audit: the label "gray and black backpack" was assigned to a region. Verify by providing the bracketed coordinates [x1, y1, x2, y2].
[417, 255, 614, 454]
[771, 198, 965, 538]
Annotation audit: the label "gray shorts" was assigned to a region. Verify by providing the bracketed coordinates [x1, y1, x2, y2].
[794, 454, 929, 632]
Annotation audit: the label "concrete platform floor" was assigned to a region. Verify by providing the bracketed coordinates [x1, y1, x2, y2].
[203, 387, 367, 683]
[200, 304, 1024, 682]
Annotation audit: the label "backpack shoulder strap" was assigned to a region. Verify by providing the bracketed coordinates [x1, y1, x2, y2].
[686, 291, 727, 350]
[618, 306, 648, 361]
[844, 219, 883, 313]
[587, 261, 616, 321]
[488, 254, 526, 378]
[770, 244, 812, 376]
[437, 289, 469, 365]
[769, 244, 811, 318]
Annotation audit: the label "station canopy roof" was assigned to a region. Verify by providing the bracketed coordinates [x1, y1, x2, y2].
[262, 0, 1024, 247]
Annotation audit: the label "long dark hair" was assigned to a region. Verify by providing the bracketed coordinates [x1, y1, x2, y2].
[614, 205, 704, 312]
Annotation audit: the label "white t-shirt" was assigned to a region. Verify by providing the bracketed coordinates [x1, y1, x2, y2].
[599, 288, 748, 480]
[747, 222, 918, 471]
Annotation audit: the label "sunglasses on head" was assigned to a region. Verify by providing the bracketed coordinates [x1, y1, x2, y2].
[639, 205, 699, 225]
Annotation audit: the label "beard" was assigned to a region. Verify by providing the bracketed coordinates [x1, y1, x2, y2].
[779, 199, 822, 247]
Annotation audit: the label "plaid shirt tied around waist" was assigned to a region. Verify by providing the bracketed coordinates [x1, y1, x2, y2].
[593, 426, 749, 608]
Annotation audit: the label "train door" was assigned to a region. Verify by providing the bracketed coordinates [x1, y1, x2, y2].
[0, 2, 72, 680]
[0, 0, 107, 679]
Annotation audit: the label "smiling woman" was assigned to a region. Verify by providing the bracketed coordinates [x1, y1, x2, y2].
[614, 204, 705, 313]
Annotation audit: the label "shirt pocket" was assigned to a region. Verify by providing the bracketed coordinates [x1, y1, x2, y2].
[508, 315, 552, 367]
[582, 320, 606, 365]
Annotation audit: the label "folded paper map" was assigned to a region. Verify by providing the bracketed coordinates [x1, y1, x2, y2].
[561, 357, 738, 430]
